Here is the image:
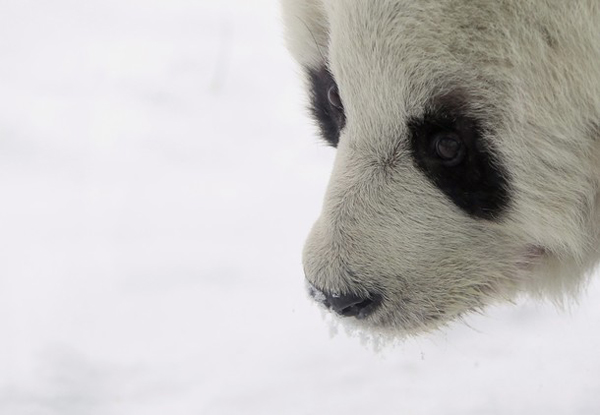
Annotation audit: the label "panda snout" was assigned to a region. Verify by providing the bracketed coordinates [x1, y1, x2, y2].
[307, 283, 382, 319]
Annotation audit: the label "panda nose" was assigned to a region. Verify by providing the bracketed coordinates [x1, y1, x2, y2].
[307, 283, 381, 319]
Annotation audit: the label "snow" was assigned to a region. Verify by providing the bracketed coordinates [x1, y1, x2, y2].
[0, 1, 599, 414]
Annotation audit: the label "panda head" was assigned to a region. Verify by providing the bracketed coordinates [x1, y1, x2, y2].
[282, 0, 600, 335]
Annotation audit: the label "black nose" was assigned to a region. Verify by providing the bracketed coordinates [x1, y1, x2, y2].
[307, 284, 381, 319]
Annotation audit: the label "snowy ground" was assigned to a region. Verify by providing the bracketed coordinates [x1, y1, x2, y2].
[1, 1, 599, 414]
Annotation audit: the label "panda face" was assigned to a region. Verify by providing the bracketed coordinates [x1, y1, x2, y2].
[283, 0, 600, 335]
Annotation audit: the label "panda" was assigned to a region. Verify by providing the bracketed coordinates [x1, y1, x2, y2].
[281, 0, 600, 336]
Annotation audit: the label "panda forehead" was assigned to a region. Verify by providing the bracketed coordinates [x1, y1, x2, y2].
[321, 53, 462, 138]
[322, 27, 507, 130]
[322, 1, 511, 82]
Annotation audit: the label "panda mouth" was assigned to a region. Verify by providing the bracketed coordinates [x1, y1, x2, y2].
[338, 297, 381, 319]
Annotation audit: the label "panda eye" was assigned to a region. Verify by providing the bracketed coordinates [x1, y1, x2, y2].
[309, 66, 346, 147]
[408, 98, 510, 220]
[327, 85, 343, 110]
[433, 132, 466, 166]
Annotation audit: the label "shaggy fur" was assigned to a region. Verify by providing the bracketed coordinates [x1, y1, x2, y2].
[282, 0, 600, 336]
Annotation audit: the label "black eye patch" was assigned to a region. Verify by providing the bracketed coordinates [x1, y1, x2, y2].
[308, 66, 346, 147]
[408, 99, 510, 220]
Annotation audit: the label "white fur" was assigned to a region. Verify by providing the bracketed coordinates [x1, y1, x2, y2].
[282, 0, 600, 335]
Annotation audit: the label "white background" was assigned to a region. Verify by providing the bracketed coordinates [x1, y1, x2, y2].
[1, 1, 599, 414]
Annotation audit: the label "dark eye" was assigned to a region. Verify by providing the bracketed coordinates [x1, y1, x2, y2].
[408, 96, 510, 220]
[327, 85, 343, 110]
[433, 132, 466, 166]
[308, 66, 346, 147]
